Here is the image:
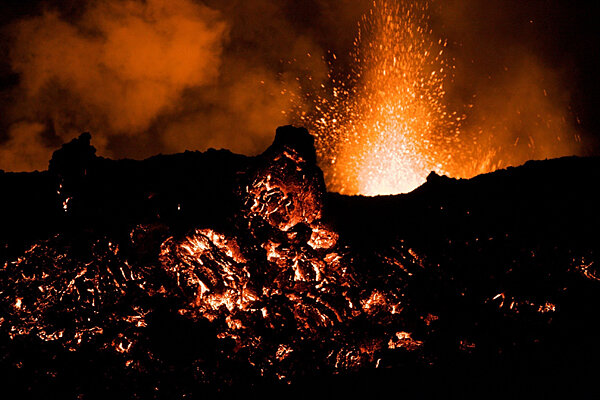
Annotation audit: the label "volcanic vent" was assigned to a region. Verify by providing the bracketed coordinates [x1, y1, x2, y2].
[2, 126, 600, 398]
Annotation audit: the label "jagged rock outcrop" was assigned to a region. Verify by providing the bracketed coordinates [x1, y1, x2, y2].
[1, 126, 600, 399]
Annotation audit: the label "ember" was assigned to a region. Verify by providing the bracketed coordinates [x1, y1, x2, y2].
[302, 0, 460, 195]
[1, 127, 600, 398]
[296, 0, 581, 195]
[0, 0, 599, 396]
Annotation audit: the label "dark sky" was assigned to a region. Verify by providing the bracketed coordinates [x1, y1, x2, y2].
[0, 0, 599, 171]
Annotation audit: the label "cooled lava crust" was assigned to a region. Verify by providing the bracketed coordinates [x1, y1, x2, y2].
[1, 126, 600, 399]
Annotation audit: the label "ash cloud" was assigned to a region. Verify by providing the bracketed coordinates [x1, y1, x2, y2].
[2, 0, 228, 170]
[156, 0, 370, 157]
[0, 0, 594, 174]
[0, 0, 366, 171]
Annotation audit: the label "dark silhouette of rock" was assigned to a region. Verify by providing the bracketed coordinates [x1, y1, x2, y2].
[1, 126, 600, 399]
[265, 125, 318, 165]
[48, 132, 96, 178]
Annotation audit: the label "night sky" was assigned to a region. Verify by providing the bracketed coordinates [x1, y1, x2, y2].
[1, 0, 599, 172]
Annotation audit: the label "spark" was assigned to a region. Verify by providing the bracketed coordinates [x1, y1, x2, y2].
[301, 0, 462, 195]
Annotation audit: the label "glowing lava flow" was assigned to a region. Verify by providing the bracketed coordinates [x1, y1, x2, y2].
[301, 0, 462, 195]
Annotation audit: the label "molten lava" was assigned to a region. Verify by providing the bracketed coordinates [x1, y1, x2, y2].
[1, 128, 424, 388]
[302, 0, 461, 195]
[297, 0, 577, 195]
[1, 127, 598, 397]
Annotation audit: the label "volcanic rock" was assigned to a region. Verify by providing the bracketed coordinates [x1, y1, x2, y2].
[1, 126, 600, 399]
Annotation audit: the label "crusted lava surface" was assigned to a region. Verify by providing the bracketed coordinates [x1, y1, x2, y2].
[2, 126, 600, 399]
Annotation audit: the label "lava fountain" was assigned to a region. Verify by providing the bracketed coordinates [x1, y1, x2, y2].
[301, 0, 462, 195]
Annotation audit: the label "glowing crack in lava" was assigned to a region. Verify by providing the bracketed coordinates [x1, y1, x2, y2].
[1, 129, 426, 385]
[1, 129, 595, 396]
[302, 0, 461, 195]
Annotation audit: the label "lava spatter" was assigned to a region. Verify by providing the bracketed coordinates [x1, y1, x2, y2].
[300, 0, 461, 195]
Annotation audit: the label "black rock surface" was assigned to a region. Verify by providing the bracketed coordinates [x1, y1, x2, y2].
[1, 126, 600, 399]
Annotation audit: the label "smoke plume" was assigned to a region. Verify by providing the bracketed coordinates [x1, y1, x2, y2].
[0, 0, 593, 184]
[1, 0, 231, 170]
[435, 0, 584, 176]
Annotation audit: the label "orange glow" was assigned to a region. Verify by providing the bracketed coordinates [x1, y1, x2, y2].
[300, 0, 580, 195]
[304, 0, 460, 195]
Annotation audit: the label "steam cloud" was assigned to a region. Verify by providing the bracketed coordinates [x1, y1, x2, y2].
[0, 0, 589, 175]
